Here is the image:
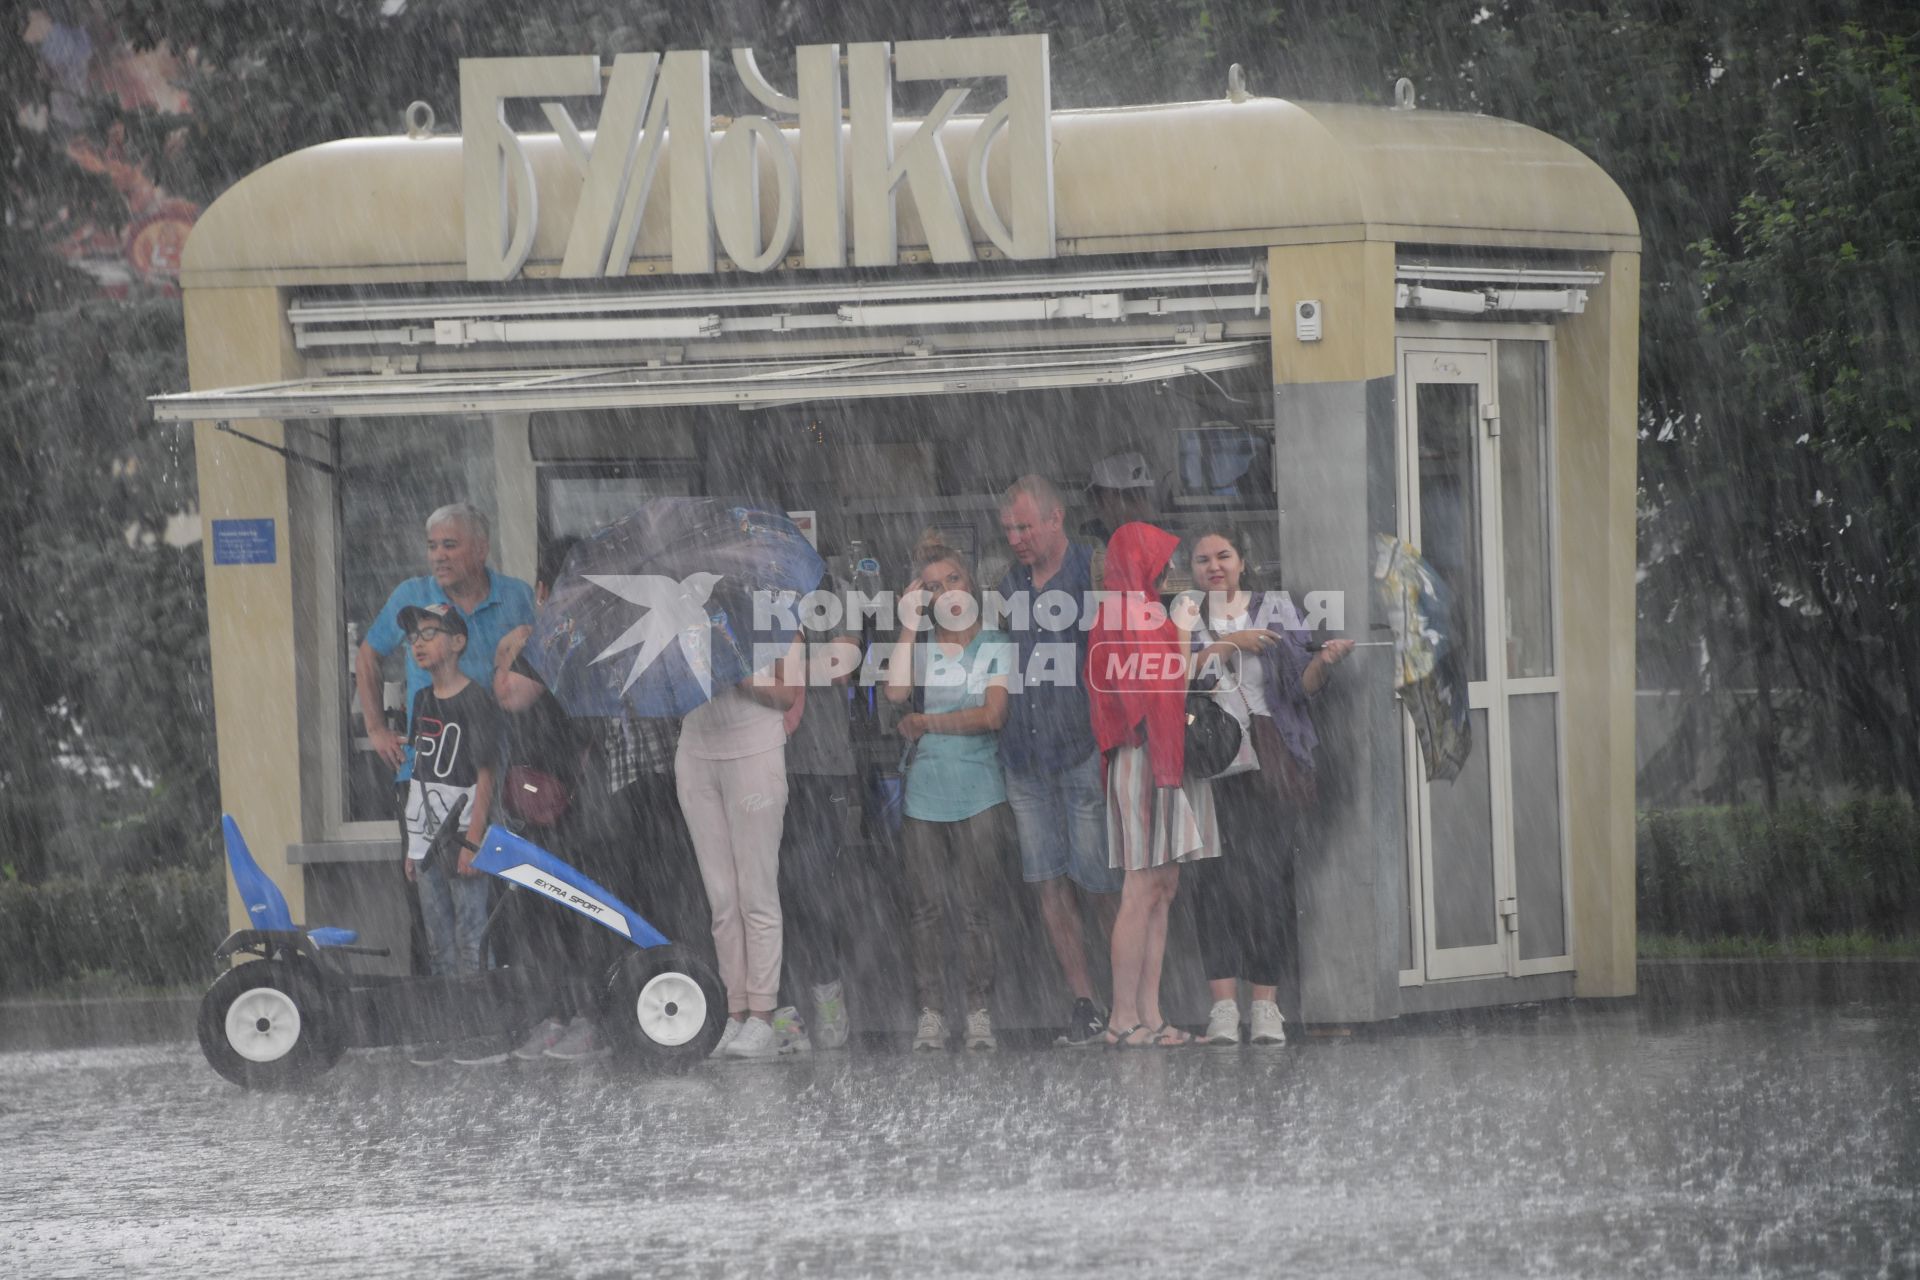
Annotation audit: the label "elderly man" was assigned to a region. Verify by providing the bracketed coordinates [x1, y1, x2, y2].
[997, 474, 1122, 1046]
[357, 501, 535, 784]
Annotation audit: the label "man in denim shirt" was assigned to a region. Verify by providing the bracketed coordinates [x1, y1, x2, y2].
[996, 475, 1122, 1046]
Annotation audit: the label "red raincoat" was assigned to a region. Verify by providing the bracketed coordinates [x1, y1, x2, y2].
[1086, 522, 1187, 787]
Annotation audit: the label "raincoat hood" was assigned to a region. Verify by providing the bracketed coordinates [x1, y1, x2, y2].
[1087, 522, 1187, 786]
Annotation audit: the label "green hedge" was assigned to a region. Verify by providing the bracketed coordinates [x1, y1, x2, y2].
[0, 861, 223, 996]
[1638, 796, 1920, 940]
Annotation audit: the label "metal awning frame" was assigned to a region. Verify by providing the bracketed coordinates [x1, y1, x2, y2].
[151, 340, 1269, 423]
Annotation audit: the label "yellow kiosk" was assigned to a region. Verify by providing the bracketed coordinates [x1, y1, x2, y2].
[156, 35, 1639, 1024]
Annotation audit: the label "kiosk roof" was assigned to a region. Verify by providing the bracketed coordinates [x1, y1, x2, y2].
[181, 96, 1638, 287]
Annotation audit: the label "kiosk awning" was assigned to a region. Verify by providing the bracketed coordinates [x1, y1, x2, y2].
[150, 340, 1266, 423]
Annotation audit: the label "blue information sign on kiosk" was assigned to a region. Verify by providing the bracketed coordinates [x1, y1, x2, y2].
[212, 518, 276, 566]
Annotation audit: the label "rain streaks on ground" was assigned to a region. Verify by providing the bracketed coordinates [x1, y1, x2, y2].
[4, 999, 1918, 1278]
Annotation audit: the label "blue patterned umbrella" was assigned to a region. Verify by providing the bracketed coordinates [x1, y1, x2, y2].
[1372, 534, 1473, 783]
[529, 498, 823, 718]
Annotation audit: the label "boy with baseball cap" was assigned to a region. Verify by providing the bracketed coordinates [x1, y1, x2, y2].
[398, 602, 505, 1063]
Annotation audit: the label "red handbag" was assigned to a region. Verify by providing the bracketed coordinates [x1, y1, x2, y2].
[503, 764, 573, 827]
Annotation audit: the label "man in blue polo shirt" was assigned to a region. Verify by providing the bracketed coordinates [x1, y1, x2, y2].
[355, 502, 535, 785]
[996, 474, 1123, 1047]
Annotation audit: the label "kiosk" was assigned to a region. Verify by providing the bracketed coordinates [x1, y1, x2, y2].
[156, 36, 1639, 1024]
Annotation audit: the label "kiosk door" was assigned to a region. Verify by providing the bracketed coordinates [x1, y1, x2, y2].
[1399, 339, 1514, 981]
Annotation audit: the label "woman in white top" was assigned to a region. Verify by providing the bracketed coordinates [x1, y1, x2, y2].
[1181, 526, 1352, 1047]
[676, 643, 803, 1060]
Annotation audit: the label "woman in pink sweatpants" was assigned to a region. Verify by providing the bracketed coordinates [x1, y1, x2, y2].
[675, 667, 800, 1060]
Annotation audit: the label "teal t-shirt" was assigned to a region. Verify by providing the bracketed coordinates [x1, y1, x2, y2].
[903, 630, 1015, 823]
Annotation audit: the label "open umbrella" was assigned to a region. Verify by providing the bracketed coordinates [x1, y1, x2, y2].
[1372, 533, 1473, 783]
[529, 498, 824, 719]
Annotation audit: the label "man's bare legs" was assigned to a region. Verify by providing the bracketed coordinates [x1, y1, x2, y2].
[1038, 876, 1103, 1002]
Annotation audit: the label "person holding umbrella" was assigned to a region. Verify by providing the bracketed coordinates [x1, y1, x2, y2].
[675, 643, 804, 1060]
[523, 499, 824, 1062]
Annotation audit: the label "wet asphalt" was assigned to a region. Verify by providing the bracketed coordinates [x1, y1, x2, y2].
[3, 996, 1918, 1278]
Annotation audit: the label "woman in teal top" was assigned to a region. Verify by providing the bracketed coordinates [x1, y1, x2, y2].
[885, 538, 1016, 1052]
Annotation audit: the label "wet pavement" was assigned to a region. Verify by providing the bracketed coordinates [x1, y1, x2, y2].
[4, 998, 1918, 1278]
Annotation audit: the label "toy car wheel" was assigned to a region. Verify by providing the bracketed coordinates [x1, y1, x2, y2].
[602, 945, 726, 1070]
[197, 960, 337, 1090]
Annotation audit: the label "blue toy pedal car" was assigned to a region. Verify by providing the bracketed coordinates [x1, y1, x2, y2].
[197, 798, 727, 1089]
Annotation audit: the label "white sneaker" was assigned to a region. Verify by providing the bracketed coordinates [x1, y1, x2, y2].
[1249, 999, 1287, 1046]
[724, 1015, 778, 1060]
[712, 1016, 743, 1057]
[1203, 999, 1242, 1045]
[544, 1015, 605, 1061]
[810, 980, 850, 1051]
[512, 1017, 567, 1061]
[913, 1008, 948, 1051]
[963, 1008, 996, 1051]
[771, 1006, 813, 1056]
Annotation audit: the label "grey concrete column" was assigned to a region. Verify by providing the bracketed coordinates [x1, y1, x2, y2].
[1274, 376, 1404, 1024]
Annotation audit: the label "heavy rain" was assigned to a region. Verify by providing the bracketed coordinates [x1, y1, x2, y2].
[3, 2, 1918, 1276]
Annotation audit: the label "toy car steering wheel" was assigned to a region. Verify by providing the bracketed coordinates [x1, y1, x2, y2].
[423, 793, 476, 867]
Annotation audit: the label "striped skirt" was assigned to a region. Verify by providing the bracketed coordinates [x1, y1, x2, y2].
[1105, 739, 1221, 872]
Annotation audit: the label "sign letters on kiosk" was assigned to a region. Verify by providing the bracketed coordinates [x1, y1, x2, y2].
[461, 35, 1056, 282]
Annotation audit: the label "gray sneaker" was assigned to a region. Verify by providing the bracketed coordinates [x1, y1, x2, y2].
[513, 1017, 567, 1061]
[723, 1016, 778, 1060]
[1203, 999, 1242, 1045]
[544, 1015, 606, 1061]
[771, 1006, 813, 1056]
[1248, 1000, 1287, 1046]
[450, 1035, 510, 1066]
[810, 980, 850, 1051]
[913, 1008, 948, 1051]
[963, 1008, 996, 1051]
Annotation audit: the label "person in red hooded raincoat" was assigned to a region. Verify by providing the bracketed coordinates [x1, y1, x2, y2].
[1086, 521, 1221, 1048]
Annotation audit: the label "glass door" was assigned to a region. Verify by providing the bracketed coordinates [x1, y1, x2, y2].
[1400, 343, 1510, 980]
[1398, 336, 1571, 983]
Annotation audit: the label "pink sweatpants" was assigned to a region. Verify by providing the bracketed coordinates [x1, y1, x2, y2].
[675, 744, 788, 1014]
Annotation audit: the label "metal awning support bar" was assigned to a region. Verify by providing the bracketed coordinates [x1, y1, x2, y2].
[214, 422, 335, 474]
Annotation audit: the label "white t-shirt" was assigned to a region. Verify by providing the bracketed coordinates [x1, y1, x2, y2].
[677, 683, 787, 761]
[1205, 608, 1272, 719]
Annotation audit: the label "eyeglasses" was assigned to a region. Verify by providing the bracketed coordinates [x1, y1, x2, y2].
[410, 626, 451, 641]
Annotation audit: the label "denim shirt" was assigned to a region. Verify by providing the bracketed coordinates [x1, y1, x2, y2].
[996, 541, 1099, 774]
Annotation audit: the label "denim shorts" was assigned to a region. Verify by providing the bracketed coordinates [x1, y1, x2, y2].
[1003, 750, 1122, 894]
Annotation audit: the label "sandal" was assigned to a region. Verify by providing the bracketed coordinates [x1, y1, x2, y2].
[1144, 1023, 1195, 1048]
[1103, 1024, 1145, 1049]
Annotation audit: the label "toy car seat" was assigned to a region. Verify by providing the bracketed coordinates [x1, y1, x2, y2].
[223, 814, 359, 948]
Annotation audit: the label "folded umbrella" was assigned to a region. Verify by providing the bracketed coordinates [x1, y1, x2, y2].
[1372, 533, 1473, 783]
[529, 498, 824, 719]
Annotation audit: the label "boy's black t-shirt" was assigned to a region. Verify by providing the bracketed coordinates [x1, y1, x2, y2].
[404, 678, 503, 860]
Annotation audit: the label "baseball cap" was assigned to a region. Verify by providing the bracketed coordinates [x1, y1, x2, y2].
[1088, 451, 1154, 491]
[398, 602, 468, 637]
